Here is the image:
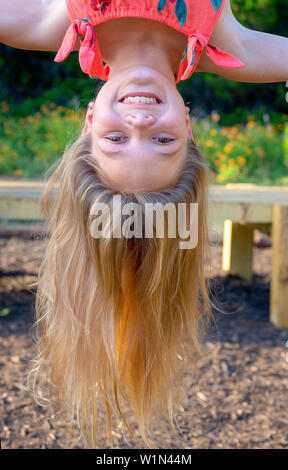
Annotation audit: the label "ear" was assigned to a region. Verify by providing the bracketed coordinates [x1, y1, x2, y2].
[82, 101, 95, 135]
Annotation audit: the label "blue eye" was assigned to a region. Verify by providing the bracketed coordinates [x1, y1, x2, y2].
[154, 137, 175, 144]
[105, 135, 126, 144]
[105, 135, 175, 145]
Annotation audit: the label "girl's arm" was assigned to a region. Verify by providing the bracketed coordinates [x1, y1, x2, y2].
[0, 0, 71, 51]
[196, 0, 288, 83]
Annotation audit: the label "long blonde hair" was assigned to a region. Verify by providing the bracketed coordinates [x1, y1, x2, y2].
[28, 126, 215, 448]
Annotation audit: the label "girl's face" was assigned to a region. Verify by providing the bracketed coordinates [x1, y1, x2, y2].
[85, 66, 192, 192]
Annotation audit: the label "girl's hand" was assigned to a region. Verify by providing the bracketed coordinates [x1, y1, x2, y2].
[0, 0, 72, 51]
[196, 0, 288, 83]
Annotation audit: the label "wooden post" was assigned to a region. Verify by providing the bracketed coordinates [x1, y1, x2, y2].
[222, 220, 254, 281]
[270, 204, 288, 328]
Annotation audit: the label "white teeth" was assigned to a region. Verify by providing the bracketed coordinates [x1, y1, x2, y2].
[122, 96, 158, 104]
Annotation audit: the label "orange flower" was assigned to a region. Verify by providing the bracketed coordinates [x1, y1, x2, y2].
[210, 129, 217, 136]
[228, 158, 235, 165]
[216, 174, 225, 182]
[247, 121, 256, 129]
[14, 169, 23, 177]
[224, 143, 233, 153]
[256, 146, 265, 158]
[205, 139, 214, 148]
[40, 104, 49, 114]
[237, 157, 246, 166]
[1, 101, 9, 113]
[211, 112, 220, 122]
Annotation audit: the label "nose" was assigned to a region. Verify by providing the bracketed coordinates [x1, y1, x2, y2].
[124, 113, 155, 128]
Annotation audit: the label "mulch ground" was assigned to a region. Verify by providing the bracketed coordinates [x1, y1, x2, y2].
[1, 228, 288, 449]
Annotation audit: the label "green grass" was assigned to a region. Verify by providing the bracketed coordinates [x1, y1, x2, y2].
[194, 112, 288, 186]
[0, 102, 84, 178]
[0, 102, 287, 186]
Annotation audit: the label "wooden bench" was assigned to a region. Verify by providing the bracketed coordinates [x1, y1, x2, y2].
[208, 183, 288, 328]
[0, 180, 288, 328]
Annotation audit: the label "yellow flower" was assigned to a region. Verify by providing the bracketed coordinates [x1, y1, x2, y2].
[1, 145, 9, 153]
[237, 157, 246, 166]
[220, 164, 227, 171]
[216, 174, 225, 182]
[219, 153, 226, 161]
[210, 129, 217, 136]
[228, 158, 235, 165]
[205, 139, 214, 148]
[224, 143, 233, 153]
[214, 160, 220, 167]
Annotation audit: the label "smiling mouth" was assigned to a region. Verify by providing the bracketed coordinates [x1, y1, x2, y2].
[118, 92, 162, 104]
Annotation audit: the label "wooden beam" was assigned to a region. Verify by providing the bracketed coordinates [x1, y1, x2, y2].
[207, 201, 273, 225]
[0, 181, 287, 225]
[270, 204, 288, 328]
[222, 221, 254, 281]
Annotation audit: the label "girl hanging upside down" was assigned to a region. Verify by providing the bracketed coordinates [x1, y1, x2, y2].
[1, 0, 287, 448]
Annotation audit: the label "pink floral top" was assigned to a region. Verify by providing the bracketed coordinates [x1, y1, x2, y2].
[55, 0, 244, 83]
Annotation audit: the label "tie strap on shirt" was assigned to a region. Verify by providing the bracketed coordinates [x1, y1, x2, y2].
[55, 22, 244, 83]
[54, 18, 109, 80]
[179, 32, 245, 81]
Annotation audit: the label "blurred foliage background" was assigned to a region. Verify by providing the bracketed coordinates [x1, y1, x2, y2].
[0, 0, 287, 183]
[1, 0, 287, 120]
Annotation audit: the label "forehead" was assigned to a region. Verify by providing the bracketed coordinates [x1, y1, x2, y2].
[91, 136, 189, 191]
[95, 153, 184, 192]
